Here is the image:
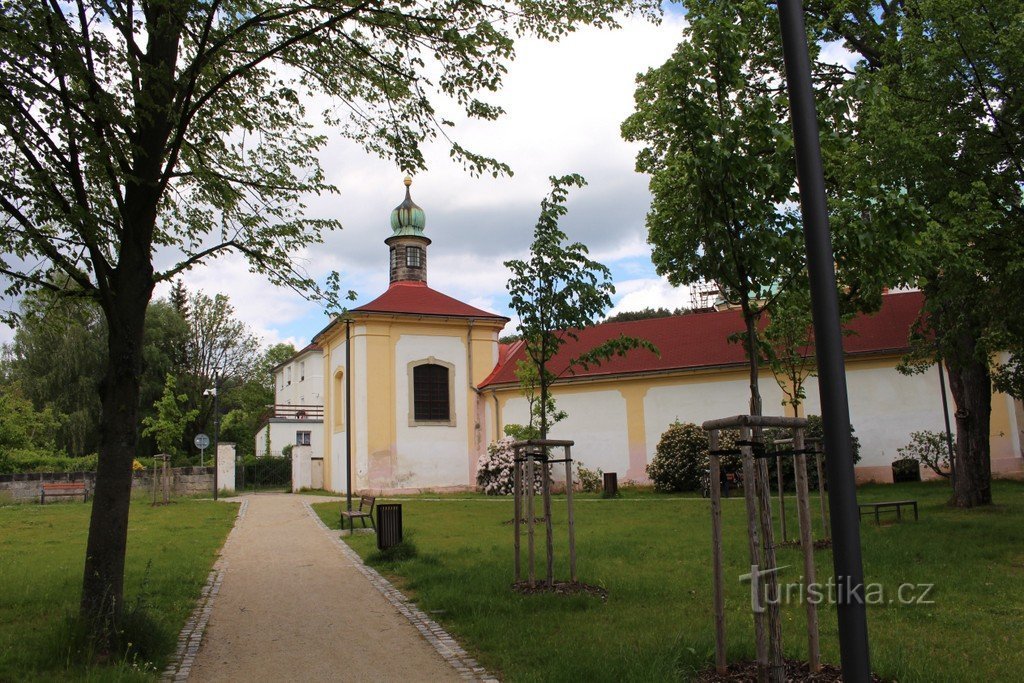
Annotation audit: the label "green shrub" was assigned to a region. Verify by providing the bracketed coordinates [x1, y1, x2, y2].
[646, 422, 739, 493]
[575, 461, 603, 493]
[0, 450, 98, 474]
[897, 430, 949, 479]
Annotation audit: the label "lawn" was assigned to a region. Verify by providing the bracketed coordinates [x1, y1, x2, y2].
[0, 497, 238, 682]
[315, 480, 1024, 682]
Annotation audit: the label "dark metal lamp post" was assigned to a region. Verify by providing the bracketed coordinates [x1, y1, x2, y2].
[776, 1, 872, 679]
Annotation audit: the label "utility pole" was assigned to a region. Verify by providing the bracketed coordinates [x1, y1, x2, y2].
[777, 1, 871, 679]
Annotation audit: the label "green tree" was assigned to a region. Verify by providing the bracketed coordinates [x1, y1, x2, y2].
[10, 292, 106, 457]
[763, 287, 818, 417]
[621, 0, 810, 418]
[0, 0, 658, 626]
[219, 342, 296, 457]
[0, 381, 61, 464]
[505, 175, 656, 438]
[142, 375, 199, 462]
[807, 0, 1024, 506]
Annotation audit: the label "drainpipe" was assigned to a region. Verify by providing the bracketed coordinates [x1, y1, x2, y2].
[492, 390, 502, 439]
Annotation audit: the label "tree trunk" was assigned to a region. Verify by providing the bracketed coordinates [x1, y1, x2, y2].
[745, 311, 763, 417]
[944, 349, 992, 507]
[80, 265, 155, 631]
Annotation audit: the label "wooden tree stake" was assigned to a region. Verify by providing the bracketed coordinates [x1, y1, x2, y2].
[794, 428, 821, 672]
[564, 444, 577, 582]
[709, 430, 727, 674]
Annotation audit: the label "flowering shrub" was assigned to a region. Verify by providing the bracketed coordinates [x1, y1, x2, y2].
[647, 421, 739, 492]
[476, 437, 547, 496]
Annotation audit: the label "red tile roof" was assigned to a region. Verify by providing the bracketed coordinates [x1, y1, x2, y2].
[353, 281, 508, 320]
[478, 291, 923, 388]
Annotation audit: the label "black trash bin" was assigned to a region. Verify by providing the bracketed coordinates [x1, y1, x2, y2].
[376, 503, 403, 550]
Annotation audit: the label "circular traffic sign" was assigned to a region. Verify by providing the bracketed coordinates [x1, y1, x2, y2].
[194, 433, 210, 449]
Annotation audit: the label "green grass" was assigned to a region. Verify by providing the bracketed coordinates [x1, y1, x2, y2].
[314, 480, 1024, 682]
[0, 498, 238, 682]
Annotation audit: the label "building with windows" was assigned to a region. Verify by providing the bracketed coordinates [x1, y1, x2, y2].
[307, 178, 1023, 494]
[254, 343, 325, 458]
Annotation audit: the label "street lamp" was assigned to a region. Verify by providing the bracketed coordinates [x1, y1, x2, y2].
[204, 366, 222, 501]
[776, 1, 871, 679]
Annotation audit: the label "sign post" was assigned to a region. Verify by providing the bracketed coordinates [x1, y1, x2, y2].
[194, 433, 210, 467]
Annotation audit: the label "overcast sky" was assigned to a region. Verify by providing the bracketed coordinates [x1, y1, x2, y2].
[0, 8, 856, 351]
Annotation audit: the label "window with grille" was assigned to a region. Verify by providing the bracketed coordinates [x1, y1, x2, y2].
[296, 431, 311, 446]
[406, 246, 422, 268]
[390, 247, 398, 271]
[413, 363, 449, 421]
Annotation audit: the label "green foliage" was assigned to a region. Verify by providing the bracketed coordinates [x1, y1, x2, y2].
[898, 430, 951, 480]
[603, 307, 689, 323]
[0, 381, 59, 457]
[575, 461, 604, 493]
[763, 288, 818, 415]
[8, 292, 106, 457]
[142, 375, 199, 462]
[646, 421, 738, 493]
[505, 175, 657, 437]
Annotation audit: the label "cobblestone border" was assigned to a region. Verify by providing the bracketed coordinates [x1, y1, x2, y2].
[161, 498, 249, 682]
[303, 501, 497, 682]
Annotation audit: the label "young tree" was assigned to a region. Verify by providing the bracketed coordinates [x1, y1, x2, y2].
[807, 0, 1024, 506]
[621, 0, 809, 417]
[0, 0, 659, 629]
[763, 287, 818, 418]
[141, 375, 199, 463]
[505, 175, 656, 438]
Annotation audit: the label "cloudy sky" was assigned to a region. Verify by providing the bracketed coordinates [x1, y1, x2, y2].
[3, 6, 852, 353]
[0, 7, 861, 351]
[136, 8, 692, 351]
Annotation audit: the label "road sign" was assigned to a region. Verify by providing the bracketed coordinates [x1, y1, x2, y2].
[194, 433, 210, 450]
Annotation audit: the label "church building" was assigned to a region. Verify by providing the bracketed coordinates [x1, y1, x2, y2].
[308, 179, 1024, 494]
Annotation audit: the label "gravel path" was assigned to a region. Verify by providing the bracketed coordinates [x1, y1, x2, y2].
[187, 493, 462, 682]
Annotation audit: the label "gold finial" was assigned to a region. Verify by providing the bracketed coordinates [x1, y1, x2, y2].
[404, 175, 412, 187]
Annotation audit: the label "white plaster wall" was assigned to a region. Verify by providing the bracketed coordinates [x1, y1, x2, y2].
[547, 390, 630, 475]
[327, 332, 360, 494]
[394, 334, 469, 487]
[258, 420, 324, 459]
[291, 444, 312, 491]
[217, 443, 235, 492]
[802, 363, 953, 468]
[274, 348, 324, 406]
[643, 375, 787, 466]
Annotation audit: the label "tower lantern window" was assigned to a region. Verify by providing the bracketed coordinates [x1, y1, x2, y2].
[406, 246, 423, 268]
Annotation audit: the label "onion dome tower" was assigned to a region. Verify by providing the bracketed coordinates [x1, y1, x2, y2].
[385, 176, 431, 284]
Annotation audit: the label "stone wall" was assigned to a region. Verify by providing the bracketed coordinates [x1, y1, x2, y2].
[0, 467, 215, 504]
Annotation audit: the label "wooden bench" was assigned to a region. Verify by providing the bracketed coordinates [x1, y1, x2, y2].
[859, 499, 918, 525]
[40, 481, 89, 504]
[340, 495, 376, 532]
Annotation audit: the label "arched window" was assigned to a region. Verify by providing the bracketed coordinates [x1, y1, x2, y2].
[413, 364, 448, 420]
[409, 359, 455, 425]
[333, 369, 345, 431]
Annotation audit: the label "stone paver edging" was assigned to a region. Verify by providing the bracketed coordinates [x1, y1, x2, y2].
[161, 498, 249, 682]
[302, 501, 497, 682]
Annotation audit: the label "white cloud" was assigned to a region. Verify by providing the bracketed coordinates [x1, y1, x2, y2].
[608, 277, 692, 315]
[2, 13, 690, 349]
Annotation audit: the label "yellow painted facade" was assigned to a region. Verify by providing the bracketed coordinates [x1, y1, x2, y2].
[316, 313, 504, 493]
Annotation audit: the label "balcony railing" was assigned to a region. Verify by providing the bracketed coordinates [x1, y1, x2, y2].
[260, 404, 324, 423]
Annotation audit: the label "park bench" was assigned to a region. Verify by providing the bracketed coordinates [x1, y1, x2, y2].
[859, 499, 918, 525]
[40, 481, 89, 504]
[340, 495, 376, 532]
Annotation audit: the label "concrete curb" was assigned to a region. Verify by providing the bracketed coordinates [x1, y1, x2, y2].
[303, 501, 497, 682]
[162, 498, 249, 682]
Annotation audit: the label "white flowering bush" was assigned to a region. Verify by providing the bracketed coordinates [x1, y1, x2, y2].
[476, 437, 546, 496]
